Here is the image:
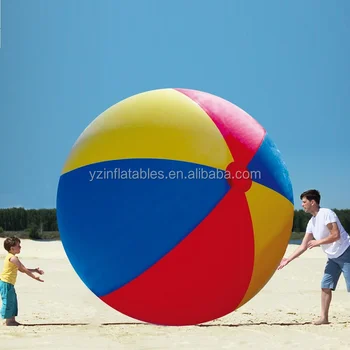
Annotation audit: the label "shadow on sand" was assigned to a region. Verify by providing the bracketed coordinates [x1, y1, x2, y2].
[18, 321, 348, 327]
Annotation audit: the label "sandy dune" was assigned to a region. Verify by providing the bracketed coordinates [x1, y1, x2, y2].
[0, 238, 349, 349]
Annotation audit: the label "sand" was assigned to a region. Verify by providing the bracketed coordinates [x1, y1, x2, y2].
[0, 238, 349, 350]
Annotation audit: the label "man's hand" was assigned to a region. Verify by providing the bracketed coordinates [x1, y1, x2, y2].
[36, 267, 44, 275]
[35, 275, 44, 282]
[307, 240, 320, 249]
[277, 258, 290, 270]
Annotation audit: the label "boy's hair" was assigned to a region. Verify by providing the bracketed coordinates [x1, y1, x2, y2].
[4, 236, 21, 252]
[300, 189, 321, 205]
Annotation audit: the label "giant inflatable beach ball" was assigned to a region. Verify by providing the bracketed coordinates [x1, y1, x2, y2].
[56, 88, 294, 326]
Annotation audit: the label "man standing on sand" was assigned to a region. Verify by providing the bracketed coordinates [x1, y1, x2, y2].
[278, 189, 350, 325]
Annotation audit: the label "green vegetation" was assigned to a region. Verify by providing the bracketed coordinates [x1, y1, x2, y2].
[0, 230, 60, 240]
[0, 207, 349, 241]
[0, 208, 59, 240]
[290, 231, 307, 241]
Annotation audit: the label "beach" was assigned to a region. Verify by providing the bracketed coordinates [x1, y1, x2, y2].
[1, 238, 350, 350]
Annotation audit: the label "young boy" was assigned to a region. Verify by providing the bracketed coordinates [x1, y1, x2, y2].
[0, 236, 44, 326]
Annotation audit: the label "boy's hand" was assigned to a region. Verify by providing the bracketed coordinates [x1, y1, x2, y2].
[35, 276, 44, 282]
[36, 267, 44, 275]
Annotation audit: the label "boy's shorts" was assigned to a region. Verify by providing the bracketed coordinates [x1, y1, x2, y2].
[0, 280, 18, 319]
[321, 245, 350, 292]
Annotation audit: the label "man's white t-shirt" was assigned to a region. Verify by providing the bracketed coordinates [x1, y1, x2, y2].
[306, 208, 350, 259]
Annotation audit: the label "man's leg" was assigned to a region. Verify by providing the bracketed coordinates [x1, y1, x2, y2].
[315, 258, 341, 325]
[337, 246, 350, 294]
[313, 288, 332, 325]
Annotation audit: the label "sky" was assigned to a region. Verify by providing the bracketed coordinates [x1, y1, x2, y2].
[0, 0, 349, 210]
